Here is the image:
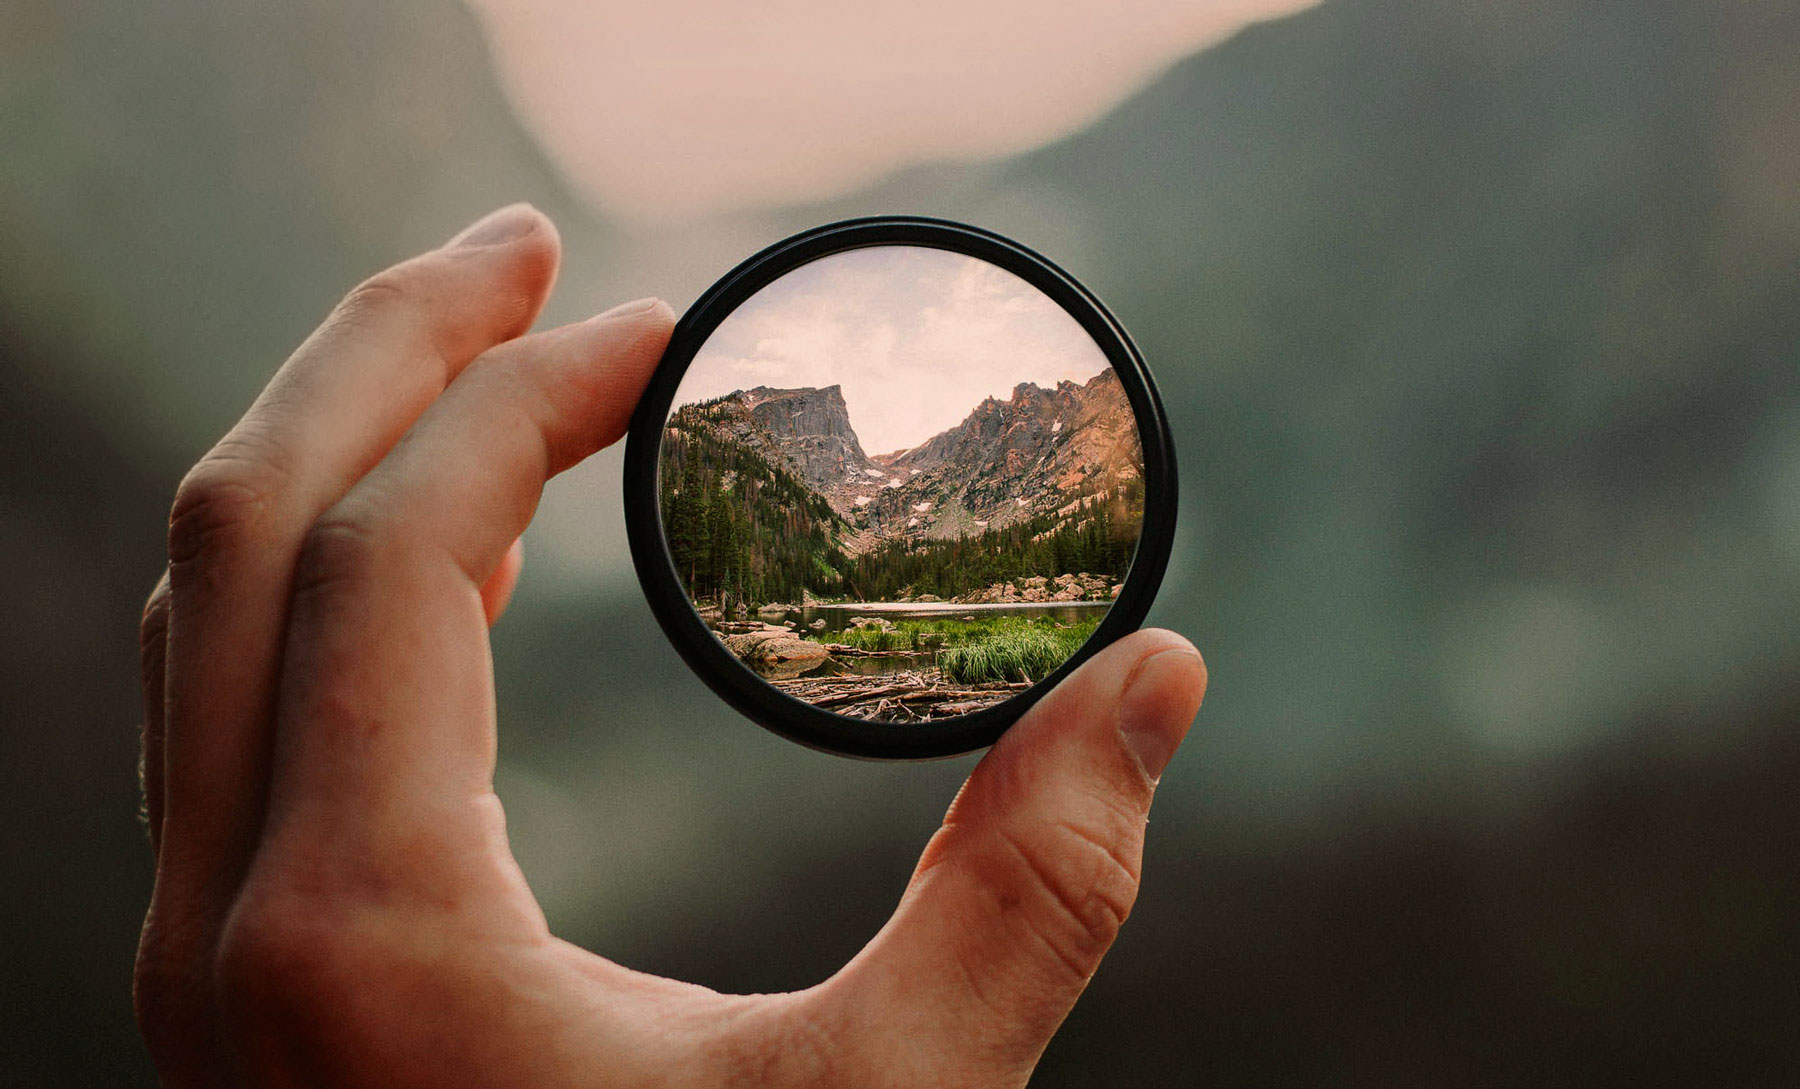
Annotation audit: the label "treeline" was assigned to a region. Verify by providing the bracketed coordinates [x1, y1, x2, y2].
[663, 411, 1144, 607]
[660, 417, 851, 608]
[843, 481, 1143, 601]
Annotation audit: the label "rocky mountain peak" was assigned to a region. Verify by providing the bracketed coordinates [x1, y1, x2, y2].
[725, 384, 869, 491]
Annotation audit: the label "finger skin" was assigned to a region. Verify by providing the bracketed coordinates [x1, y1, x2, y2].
[480, 538, 526, 626]
[822, 629, 1207, 1080]
[263, 300, 673, 843]
[138, 205, 561, 1087]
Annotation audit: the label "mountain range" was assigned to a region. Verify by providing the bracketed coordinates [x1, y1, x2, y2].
[667, 368, 1141, 552]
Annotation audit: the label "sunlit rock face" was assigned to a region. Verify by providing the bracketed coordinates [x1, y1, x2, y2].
[874, 368, 1141, 539]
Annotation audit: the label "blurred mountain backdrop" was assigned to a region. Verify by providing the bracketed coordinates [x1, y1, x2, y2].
[3, 0, 1797, 1084]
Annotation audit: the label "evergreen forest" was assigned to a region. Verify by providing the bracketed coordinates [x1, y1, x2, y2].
[659, 423, 852, 608]
[843, 482, 1143, 601]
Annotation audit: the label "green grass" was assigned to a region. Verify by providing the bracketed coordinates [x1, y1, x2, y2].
[810, 615, 1102, 682]
[937, 621, 1098, 684]
[814, 615, 1075, 652]
[828, 625, 914, 652]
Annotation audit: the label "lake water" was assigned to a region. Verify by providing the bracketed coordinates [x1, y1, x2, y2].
[769, 599, 1111, 637]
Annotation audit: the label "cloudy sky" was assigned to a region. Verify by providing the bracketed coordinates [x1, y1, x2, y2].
[464, 0, 1320, 225]
[672, 245, 1112, 454]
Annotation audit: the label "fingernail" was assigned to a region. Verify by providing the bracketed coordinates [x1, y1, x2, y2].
[1118, 648, 1203, 780]
[448, 203, 540, 248]
[592, 297, 662, 322]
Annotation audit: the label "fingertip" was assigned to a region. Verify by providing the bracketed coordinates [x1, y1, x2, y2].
[645, 296, 677, 327]
[341, 205, 563, 364]
[590, 296, 676, 336]
[1114, 627, 1202, 666]
[1116, 641, 1205, 781]
[445, 202, 553, 250]
[444, 204, 561, 299]
[1126, 629, 1207, 703]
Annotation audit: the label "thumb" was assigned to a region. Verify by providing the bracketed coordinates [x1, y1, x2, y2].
[825, 630, 1206, 1078]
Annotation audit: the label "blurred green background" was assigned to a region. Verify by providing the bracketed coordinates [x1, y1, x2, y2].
[4, 0, 1798, 1084]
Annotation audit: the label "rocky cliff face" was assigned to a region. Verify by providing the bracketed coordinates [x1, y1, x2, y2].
[737, 385, 870, 490]
[677, 385, 871, 494]
[669, 368, 1140, 549]
[854, 369, 1141, 540]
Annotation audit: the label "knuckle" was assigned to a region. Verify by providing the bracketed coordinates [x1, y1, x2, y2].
[338, 268, 424, 324]
[215, 916, 319, 1048]
[215, 882, 361, 1038]
[292, 514, 387, 604]
[998, 819, 1141, 977]
[167, 449, 287, 566]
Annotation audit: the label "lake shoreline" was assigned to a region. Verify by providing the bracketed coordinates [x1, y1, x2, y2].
[766, 668, 1029, 721]
[801, 599, 1113, 615]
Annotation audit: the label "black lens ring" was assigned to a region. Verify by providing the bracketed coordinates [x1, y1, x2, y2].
[623, 215, 1176, 760]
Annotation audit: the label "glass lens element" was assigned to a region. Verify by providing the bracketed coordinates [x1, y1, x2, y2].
[659, 245, 1144, 721]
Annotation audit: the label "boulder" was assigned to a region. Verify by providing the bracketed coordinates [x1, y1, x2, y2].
[768, 638, 828, 663]
[1052, 586, 1083, 601]
[1109, 583, 1124, 599]
[1023, 587, 1049, 603]
[809, 618, 828, 630]
[1054, 573, 1077, 588]
[757, 602, 795, 616]
[1022, 575, 1049, 590]
[723, 628, 829, 664]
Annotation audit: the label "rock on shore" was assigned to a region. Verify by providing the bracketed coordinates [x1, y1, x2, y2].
[950, 572, 1117, 604]
[720, 622, 830, 664]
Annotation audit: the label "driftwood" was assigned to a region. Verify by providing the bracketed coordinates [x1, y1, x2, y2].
[769, 668, 1030, 722]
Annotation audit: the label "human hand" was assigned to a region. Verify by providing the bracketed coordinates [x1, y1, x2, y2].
[134, 204, 1208, 1088]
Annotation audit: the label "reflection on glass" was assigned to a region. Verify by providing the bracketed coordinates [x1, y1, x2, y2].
[659, 246, 1144, 722]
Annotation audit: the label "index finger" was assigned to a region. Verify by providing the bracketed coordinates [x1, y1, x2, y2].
[155, 204, 558, 893]
[263, 299, 675, 848]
